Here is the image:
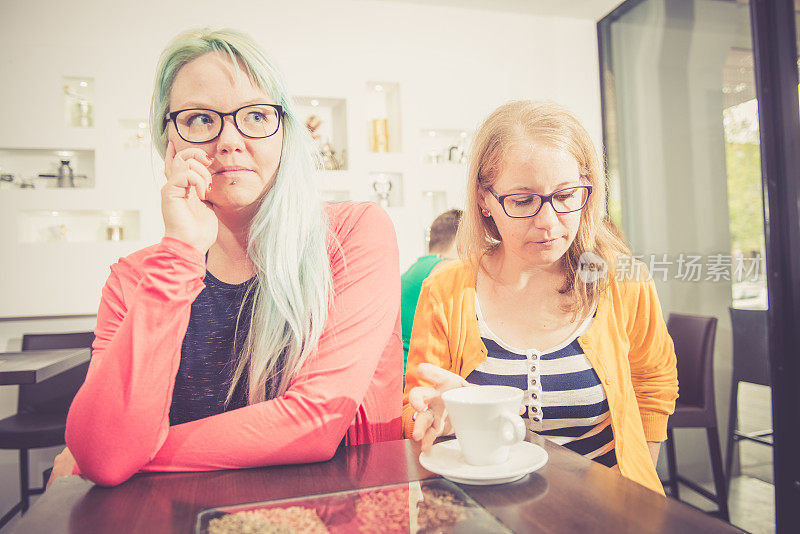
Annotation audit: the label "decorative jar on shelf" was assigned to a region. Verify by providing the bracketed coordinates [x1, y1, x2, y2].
[106, 215, 124, 241]
[372, 175, 393, 208]
[371, 118, 389, 152]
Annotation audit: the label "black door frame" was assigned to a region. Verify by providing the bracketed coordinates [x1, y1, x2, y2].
[597, 0, 800, 531]
[749, 0, 800, 530]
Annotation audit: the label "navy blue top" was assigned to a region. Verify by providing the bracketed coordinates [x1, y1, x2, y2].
[169, 271, 256, 426]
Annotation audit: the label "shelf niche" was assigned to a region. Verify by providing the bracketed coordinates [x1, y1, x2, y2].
[368, 171, 403, 208]
[119, 119, 151, 150]
[366, 82, 401, 153]
[19, 209, 140, 243]
[420, 128, 471, 165]
[0, 147, 95, 189]
[295, 96, 348, 171]
[63, 76, 95, 128]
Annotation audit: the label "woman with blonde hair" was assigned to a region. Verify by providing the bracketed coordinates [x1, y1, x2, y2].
[403, 100, 677, 494]
[49, 28, 402, 487]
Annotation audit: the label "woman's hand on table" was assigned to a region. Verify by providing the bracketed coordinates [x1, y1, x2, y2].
[408, 363, 470, 453]
[162, 141, 219, 254]
[47, 447, 77, 489]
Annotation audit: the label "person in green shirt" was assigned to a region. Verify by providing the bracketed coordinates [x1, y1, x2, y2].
[401, 209, 462, 371]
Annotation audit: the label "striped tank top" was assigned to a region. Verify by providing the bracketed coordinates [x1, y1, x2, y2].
[466, 296, 617, 467]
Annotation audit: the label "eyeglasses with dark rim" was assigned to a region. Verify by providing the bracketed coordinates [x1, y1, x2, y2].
[164, 103, 284, 143]
[487, 182, 593, 218]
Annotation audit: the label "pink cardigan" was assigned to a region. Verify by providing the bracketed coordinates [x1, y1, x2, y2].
[66, 202, 403, 486]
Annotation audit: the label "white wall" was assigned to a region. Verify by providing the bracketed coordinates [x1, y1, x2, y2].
[0, 0, 602, 524]
[0, 0, 603, 314]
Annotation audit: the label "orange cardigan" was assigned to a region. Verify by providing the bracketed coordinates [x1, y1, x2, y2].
[402, 260, 678, 495]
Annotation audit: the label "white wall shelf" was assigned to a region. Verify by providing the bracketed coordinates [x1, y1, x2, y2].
[0, 131, 100, 153]
[321, 190, 351, 203]
[364, 152, 407, 170]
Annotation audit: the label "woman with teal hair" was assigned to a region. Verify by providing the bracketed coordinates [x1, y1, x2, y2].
[50, 28, 402, 486]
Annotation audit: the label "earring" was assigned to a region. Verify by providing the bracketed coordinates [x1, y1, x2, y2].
[481, 208, 491, 217]
[231, 180, 237, 185]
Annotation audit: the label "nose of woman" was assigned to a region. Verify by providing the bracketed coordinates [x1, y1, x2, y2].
[215, 116, 246, 154]
[532, 200, 560, 230]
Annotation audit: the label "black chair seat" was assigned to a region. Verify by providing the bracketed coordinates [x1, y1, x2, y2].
[669, 402, 717, 428]
[0, 411, 68, 449]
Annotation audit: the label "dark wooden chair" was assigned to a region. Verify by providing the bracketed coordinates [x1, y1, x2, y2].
[662, 313, 729, 521]
[0, 331, 94, 529]
[725, 307, 771, 489]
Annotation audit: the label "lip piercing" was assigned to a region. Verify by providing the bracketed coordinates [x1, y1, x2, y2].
[231, 180, 237, 185]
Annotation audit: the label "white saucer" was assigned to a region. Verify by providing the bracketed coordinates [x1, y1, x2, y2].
[419, 440, 548, 485]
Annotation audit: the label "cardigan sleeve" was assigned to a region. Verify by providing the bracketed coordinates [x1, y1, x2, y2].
[626, 278, 679, 442]
[65, 237, 207, 486]
[401, 278, 453, 438]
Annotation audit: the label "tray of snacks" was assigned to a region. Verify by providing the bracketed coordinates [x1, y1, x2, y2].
[196, 478, 511, 533]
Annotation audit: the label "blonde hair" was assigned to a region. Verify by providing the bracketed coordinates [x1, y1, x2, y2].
[150, 28, 332, 404]
[457, 100, 630, 312]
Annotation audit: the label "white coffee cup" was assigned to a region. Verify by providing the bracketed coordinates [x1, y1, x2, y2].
[441, 385, 526, 466]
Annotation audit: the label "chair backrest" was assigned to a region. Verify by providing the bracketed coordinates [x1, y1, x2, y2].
[18, 331, 94, 414]
[729, 307, 770, 387]
[667, 313, 718, 410]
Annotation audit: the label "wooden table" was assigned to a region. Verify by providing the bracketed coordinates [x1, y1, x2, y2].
[13, 437, 742, 533]
[0, 348, 90, 385]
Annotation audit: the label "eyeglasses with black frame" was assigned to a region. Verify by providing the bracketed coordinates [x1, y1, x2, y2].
[487, 182, 593, 218]
[165, 103, 284, 143]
